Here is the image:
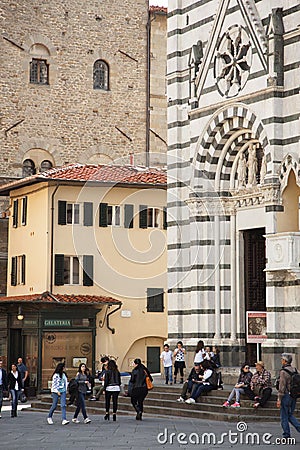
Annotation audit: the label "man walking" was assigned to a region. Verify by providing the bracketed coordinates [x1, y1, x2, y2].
[0, 359, 8, 419]
[276, 353, 300, 439]
[17, 357, 29, 388]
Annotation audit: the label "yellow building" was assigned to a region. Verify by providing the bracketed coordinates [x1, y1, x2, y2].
[0, 164, 167, 391]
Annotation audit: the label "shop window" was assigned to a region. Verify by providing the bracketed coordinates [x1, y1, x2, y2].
[22, 159, 36, 177]
[93, 60, 109, 90]
[55, 254, 93, 286]
[99, 203, 121, 227]
[30, 59, 49, 85]
[139, 205, 160, 228]
[11, 255, 26, 286]
[147, 288, 164, 312]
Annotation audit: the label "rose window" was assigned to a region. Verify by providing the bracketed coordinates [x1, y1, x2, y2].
[214, 25, 252, 98]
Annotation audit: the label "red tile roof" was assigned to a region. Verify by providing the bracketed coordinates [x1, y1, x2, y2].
[0, 164, 166, 195]
[150, 6, 167, 13]
[0, 291, 121, 305]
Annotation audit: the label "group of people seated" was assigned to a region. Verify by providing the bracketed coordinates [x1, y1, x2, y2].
[176, 357, 272, 408]
[222, 360, 272, 408]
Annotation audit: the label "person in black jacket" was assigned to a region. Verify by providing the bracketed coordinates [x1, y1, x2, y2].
[0, 359, 8, 419]
[7, 363, 22, 418]
[130, 358, 152, 420]
[103, 359, 121, 421]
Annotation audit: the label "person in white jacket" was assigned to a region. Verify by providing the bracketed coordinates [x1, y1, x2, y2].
[47, 362, 69, 425]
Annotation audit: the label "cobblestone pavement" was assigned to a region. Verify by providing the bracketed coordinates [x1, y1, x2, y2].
[0, 409, 299, 450]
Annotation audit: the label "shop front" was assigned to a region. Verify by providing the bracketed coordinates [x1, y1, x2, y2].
[0, 293, 121, 393]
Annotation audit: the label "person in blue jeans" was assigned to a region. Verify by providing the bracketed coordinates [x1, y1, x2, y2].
[160, 344, 173, 385]
[7, 363, 22, 417]
[277, 353, 300, 439]
[47, 362, 69, 425]
[72, 363, 91, 424]
[185, 360, 215, 404]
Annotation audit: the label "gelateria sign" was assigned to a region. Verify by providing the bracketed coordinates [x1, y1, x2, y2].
[44, 319, 71, 327]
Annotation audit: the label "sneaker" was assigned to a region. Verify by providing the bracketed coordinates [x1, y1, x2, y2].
[62, 419, 69, 425]
[72, 418, 80, 423]
[0, 414, 1, 419]
[222, 401, 230, 407]
[47, 417, 53, 425]
[84, 418, 91, 424]
[254, 396, 260, 401]
[89, 397, 97, 401]
[177, 397, 185, 402]
[185, 398, 195, 404]
[253, 402, 260, 408]
[231, 402, 240, 408]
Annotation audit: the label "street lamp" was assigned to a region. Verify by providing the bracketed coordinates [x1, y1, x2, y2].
[17, 306, 24, 321]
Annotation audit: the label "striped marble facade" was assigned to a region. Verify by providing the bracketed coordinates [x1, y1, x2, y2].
[167, 0, 300, 370]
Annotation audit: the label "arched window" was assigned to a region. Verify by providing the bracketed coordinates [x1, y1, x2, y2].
[40, 160, 53, 172]
[22, 159, 36, 177]
[30, 59, 49, 84]
[93, 60, 109, 90]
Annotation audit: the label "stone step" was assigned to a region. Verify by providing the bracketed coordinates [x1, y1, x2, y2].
[29, 399, 279, 423]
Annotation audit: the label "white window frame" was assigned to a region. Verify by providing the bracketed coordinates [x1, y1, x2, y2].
[107, 205, 121, 227]
[66, 203, 80, 225]
[63, 256, 81, 285]
[147, 207, 160, 228]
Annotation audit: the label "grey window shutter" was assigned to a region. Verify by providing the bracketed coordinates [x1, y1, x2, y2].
[83, 255, 93, 286]
[163, 207, 167, 229]
[139, 205, 148, 229]
[58, 201, 67, 225]
[99, 203, 108, 227]
[147, 288, 164, 312]
[21, 254, 26, 284]
[124, 204, 134, 228]
[13, 199, 18, 228]
[11, 256, 17, 286]
[84, 202, 93, 226]
[22, 197, 27, 226]
[54, 254, 64, 286]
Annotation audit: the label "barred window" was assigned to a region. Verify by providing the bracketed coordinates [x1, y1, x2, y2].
[93, 60, 109, 90]
[30, 59, 49, 85]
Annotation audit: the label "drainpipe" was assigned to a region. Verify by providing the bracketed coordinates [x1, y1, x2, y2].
[146, 8, 151, 167]
[106, 303, 121, 334]
[50, 184, 59, 293]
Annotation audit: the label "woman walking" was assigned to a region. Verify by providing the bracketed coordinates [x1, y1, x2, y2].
[174, 341, 186, 384]
[104, 359, 121, 421]
[130, 358, 152, 420]
[72, 363, 91, 424]
[47, 362, 69, 425]
[8, 363, 22, 418]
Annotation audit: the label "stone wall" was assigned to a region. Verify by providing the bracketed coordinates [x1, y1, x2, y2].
[0, 0, 149, 175]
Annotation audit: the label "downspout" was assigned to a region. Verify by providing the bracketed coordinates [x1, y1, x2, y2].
[50, 184, 59, 293]
[106, 303, 121, 334]
[146, 8, 151, 167]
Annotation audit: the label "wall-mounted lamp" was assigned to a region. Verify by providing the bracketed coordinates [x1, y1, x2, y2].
[17, 306, 24, 321]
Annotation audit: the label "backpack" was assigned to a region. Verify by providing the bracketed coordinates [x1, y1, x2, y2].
[68, 378, 79, 395]
[207, 370, 218, 389]
[277, 368, 300, 399]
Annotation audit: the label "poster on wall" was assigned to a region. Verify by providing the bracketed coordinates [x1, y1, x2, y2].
[246, 311, 267, 343]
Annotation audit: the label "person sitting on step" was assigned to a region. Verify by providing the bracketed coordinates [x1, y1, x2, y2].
[222, 363, 253, 408]
[177, 363, 203, 402]
[185, 360, 218, 404]
[250, 361, 272, 408]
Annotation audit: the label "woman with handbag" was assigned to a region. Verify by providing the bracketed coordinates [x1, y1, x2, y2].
[129, 358, 152, 420]
[47, 362, 69, 425]
[7, 363, 22, 418]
